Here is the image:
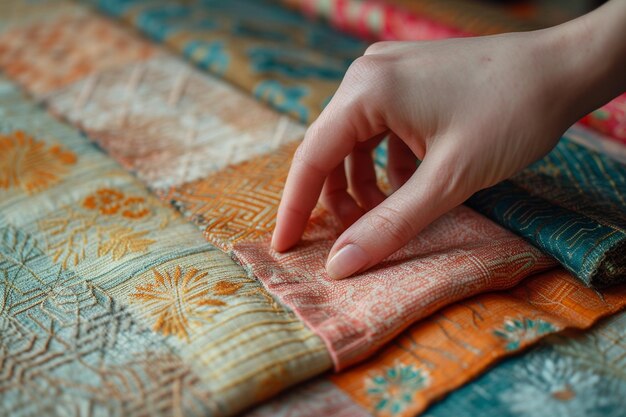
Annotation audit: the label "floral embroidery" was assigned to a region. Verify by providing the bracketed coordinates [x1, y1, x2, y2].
[97, 226, 155, 260]
[131, 266, 243, 340]
[499, 352, 615, 417]
[39, 187, 157, 268]
[0, 130, 76, 194]
[493, 317, 557, 351]
[366, 362, 430, 415]
[121, 196, 150, 219]
[83, 188, 151, 219]
[83, 188, 124, 214]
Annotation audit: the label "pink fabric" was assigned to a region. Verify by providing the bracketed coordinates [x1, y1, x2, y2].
[234, 206, 556, 370]
[581, 94, 626, 144]
[298, 0, 468, 40]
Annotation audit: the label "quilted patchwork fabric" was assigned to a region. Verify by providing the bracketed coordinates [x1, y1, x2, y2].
[91, 0, 368, 124]
[0, 11, 156, 97]
[46, 55, 305, 190]
[248, 269, 626, 417]
[424, 311, 626, 417]
[0, 77, 331, 417]
[165, 142, 557, 369]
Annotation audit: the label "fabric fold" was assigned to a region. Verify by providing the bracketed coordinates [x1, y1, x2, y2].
[467, 137, 626, 287]
[167, 142, 557, 369]
[247, 269, 626, 417]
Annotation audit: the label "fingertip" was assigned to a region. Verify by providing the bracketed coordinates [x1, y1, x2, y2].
[325, 243, 370, 280]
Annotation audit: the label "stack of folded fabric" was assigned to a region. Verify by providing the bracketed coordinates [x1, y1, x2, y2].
[0, 0, 624, 416]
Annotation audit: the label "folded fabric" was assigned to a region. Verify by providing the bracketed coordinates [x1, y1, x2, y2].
[91, 0, 368, 124]
[467, 136, 626, 287]
[424, 310, 626, 417]
[165, 142, 557, 369]
[247, 269, 626, 417]
[581, 93, 626, 144]
[0, 75, 331, 416]
[565, 124, 626, 165]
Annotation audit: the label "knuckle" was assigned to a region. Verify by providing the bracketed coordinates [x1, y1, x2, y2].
[293, 142, 326, 176]
[365, 206, 414, 243]
[346, 55, 385, 82]
[364, 41, 392, 55]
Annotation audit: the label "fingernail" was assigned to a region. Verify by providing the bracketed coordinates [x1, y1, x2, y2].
[326, 244, 369, 280]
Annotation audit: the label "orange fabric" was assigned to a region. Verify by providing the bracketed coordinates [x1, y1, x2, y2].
[329, 268, 626, 416]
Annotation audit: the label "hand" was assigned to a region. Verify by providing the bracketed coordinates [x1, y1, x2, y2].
[271, 1, 626, 280]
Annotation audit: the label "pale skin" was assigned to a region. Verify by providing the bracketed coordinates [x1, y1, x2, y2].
[272, 0, 626, 280]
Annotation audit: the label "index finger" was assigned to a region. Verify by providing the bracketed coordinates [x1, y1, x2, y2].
[272, 98, 383, 251]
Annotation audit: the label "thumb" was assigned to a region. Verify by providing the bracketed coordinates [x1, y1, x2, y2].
[325, 145, 469, 279]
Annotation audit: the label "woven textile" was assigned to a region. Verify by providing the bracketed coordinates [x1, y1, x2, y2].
[165, 142, 557, 369]
[248, 269, 626, 417]
[581, 93, 626, 144]
[0, 10, 155, 97]
[0, 74, 331, 416]
[91, 0, 368, 124]
[424, 311, 626, 417]
[467, 137, 626, 287]
[46, 55, 305, 191]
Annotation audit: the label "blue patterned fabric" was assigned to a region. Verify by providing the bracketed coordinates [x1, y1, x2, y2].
[424, 310, 626, 417]
[468, 136, 626, 287]
[89, 0, 367, 123]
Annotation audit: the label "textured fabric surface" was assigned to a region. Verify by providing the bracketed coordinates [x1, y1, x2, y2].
[467, 137, 626, 287]
[165, 142, 558, 369]
[91, 0, 368, 124]
[46, 55, 305, 190]
[0, 10, 155, 97]
[0, 75, 332, 416]
[425, 310, 626, 417]
[566, 124, 626, 165]
[581, 93, 626, 144]
[248, 269, 626, 417]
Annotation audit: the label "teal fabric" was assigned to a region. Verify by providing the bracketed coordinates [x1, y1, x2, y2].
[89, 0, 367, 123]
[424, 311, 626, 417]
[467, 136, 626, 287]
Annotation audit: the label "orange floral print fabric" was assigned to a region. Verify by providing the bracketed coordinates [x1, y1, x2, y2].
[0, 130, 76, 194]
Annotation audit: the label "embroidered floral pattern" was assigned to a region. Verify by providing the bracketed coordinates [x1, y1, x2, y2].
[131, 267, 245, 340]
[83, 188, 151, 219]
[97, 226, 155, 260]
[39, 187, 157, 268]
[499, 353, 616, 417]
[366, 362, 430, 415]
[493, 317, 557, 351]
[0, 130, 76, 194]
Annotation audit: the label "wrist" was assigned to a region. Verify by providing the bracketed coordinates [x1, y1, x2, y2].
[536, 1, 626, 128]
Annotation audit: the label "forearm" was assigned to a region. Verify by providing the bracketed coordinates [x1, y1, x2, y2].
[540, 0, 626, 127]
